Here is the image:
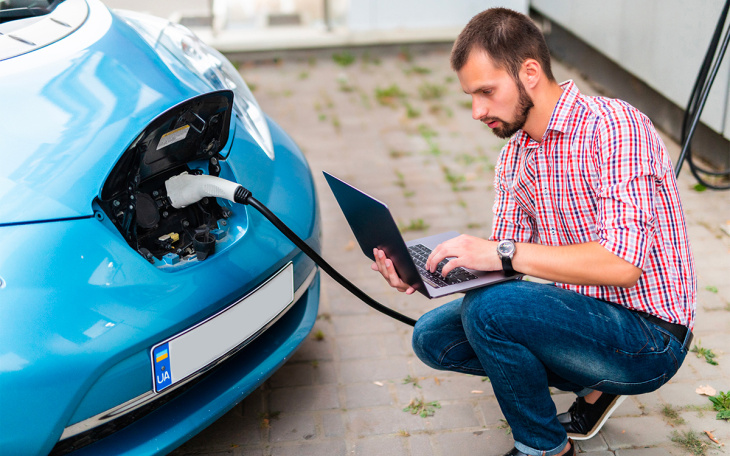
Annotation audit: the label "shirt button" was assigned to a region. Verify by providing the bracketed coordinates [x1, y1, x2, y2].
[551, 228, 556, 235]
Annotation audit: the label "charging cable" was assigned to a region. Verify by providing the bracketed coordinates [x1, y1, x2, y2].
[675, 0, 730, 189]
[165, 172, 418, 327]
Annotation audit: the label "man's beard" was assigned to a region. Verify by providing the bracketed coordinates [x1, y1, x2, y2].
[481, 80, 534, 139]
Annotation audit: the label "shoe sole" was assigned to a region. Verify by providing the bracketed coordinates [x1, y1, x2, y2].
[567, 395, 626, 441]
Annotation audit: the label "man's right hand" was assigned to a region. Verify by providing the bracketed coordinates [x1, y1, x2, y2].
[370, 248, 416, 294]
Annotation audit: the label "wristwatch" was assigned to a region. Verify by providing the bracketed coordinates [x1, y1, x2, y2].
[497, 239, 516, 275]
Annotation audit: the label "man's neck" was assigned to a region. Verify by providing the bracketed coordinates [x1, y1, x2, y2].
[522, 81, 564, 143]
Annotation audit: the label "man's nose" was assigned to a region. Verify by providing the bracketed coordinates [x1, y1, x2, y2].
[471, 98, 487, 121]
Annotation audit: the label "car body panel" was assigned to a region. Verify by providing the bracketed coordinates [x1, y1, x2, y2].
[0, 0, 209, 226]
[0, 1, 322, 454]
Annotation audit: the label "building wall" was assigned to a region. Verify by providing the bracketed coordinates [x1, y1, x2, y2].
[531, 0, 730, 142]
[347, 0, 528, 31]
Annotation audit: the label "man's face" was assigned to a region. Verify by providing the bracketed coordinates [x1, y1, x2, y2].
[456, 49, 534, 139]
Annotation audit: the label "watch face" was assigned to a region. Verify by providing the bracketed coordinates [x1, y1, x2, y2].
[498, 240, 515, 257]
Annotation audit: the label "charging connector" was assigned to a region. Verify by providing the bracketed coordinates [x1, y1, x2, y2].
[164, 172, 417, 327]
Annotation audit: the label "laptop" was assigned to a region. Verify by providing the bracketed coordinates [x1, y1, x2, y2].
[323, 171, 520, 298]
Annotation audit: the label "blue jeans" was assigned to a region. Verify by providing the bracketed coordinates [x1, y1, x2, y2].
[412, 280, 689, 456]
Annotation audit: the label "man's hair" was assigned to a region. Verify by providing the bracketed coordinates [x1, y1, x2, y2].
[450, 8, 555, 82]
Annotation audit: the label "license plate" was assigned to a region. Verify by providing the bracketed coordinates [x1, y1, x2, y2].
[151, 262, 294, 393]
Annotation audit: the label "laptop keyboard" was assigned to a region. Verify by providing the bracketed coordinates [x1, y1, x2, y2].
[408, 244, 478, 288]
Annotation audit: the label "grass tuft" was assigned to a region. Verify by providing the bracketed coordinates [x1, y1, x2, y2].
[332, 51, 355, 67]
[671, 430, 708, 456]
[691, 341, 718, 365]
[403, 398, 440, 418]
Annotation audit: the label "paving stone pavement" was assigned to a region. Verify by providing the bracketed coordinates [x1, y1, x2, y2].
[171, 44, 730, 456]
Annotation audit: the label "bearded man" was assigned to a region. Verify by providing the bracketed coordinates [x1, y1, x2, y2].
[372, 8, 696, 456]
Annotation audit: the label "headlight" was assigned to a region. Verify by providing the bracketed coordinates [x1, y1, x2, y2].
[157, 23, 275, 159]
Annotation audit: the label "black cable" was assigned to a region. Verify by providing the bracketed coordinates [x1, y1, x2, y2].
[234, 186, 417, 327]
[675, 0, 730, 189]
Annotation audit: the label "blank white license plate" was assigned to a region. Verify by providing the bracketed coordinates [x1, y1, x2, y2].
[151, 263, 294, 393]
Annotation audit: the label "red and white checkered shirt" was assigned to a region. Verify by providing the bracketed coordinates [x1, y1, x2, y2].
[491, 81, 696, 329]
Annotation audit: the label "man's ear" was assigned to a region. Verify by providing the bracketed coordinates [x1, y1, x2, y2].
[521, 59, 541, 89]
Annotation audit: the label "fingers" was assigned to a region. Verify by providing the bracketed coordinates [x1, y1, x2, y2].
[426, 240, 453, 273]
[372, 248, 412, 293]
[440, 257, 460, 276]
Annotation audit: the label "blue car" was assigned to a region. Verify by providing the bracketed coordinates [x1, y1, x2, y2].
[0, 0, 321, 454]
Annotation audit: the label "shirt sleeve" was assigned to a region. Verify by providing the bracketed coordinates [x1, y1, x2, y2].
[490, 147, 537, 243]
[594, 106, 668, 269]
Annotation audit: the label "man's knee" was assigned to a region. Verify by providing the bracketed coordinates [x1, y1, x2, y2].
[411, 316, 445, 369]
[460, 281, 531, 336]
[411, 298, 466, 370]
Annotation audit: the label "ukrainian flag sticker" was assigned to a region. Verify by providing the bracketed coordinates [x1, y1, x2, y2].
[153, 343, 172, 392]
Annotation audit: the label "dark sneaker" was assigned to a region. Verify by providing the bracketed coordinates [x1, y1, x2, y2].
[502, 439, 574, 456]
[558, 393, 625, 440]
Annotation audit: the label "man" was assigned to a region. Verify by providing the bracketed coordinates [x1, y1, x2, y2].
[372, 7, 696, 456]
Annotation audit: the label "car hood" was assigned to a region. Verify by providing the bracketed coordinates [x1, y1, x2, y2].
[0, 0, 209, 226]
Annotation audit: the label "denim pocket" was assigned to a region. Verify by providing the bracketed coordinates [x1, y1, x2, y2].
[611, 311, 668, 356]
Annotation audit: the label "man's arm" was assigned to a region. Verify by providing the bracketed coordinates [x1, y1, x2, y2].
[425, 235, 642, 288]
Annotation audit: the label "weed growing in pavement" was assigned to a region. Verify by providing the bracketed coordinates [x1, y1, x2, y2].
[468, 223, 484, 229]
[389, 149, 412, 159]
[459, 100, 472, 110]
[705, 285, 718, 293]
[331, 115, 341, 133]
[375, 84, 406, 107]
[313, 329, 325, 341]
[397, 430, 410, 437]
[403, 398, 440, 418]
[671, 430, 707, 456]
[429, 104, 453, 117]
[417, 123, 438, 139]
[661, 404, 686, 426]
[417, 124, 444, 156]
[247, 82, 258, 92]
[394, 170, 406, 188]
[709, 391, 730, 420]
[359, 91, 372, 109]
[418, 82, 446, 100]
[405, 65, 431, 75]
[399, 219, 429, 233]
[498, 419, 512, 434]
[441, 165, 470, 191]
[332, 51, 355, 67]
[403, 375, 422, 388]
[404, 102, 421, 119]
[685, 403, 714, 418]
[258, 411, 281, 429]
[691, 341, 718, 365]
[298, 71, 309, 80]
[361, 51, 381, 66]
[398, 45, 413, 62]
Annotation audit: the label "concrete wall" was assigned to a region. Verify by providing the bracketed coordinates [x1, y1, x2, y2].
[531, 0, 730, 143]
[347, 0, 527, 31]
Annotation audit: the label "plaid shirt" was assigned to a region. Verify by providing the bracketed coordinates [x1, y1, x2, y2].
[491, 81, 696, 329]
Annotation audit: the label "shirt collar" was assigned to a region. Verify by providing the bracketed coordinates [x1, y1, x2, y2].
[546, 80, 579, 135]
[512, 80, 579, 149]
